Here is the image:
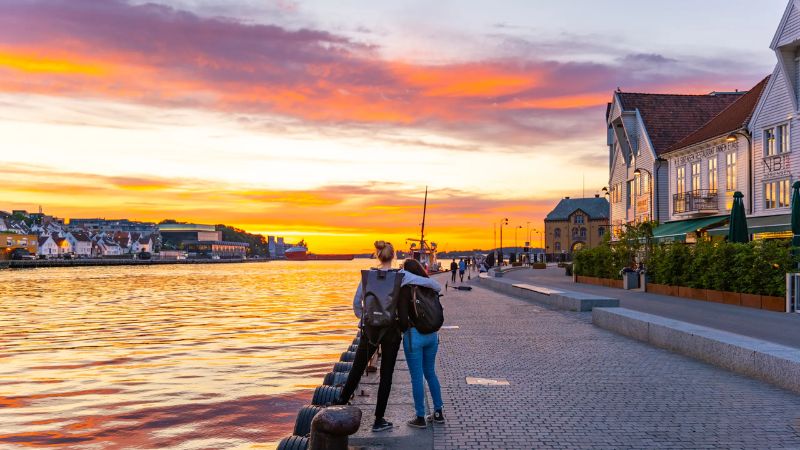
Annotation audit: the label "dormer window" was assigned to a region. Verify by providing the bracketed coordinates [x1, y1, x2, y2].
[574, 214, 584, 224]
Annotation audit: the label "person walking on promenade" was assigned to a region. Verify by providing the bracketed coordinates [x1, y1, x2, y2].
[458, 258, 466, 282]
[450, 258, 457, 283]
[398, 259, 445, 428]
[335, 241, 402, 432]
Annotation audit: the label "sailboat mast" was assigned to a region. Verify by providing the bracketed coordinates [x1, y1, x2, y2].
[420, 186, 428, 249]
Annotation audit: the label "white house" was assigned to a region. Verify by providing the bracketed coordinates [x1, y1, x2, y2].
[746, 0, 800, 238]
[95, 237, 123, 256]
[66, 231, 93, 257]
[131, 234, 153, 253]
[653, 78, 770, 242]
[38, 235, 57, 257]
[606, 90, 744, 236]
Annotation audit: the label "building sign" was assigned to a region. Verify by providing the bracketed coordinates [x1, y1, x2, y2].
[762, 154, 791, 181]
[636, 197, 649, 213]
[676, 141, 738, 165]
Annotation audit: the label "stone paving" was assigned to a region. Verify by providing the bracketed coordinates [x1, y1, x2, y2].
[433, 281, 800, 449]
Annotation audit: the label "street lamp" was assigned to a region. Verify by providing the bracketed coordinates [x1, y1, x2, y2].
[514, 225, 523, 251]
[499, 217, 508, 266]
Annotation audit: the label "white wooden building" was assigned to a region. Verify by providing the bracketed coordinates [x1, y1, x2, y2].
[606, 91, 744, 236]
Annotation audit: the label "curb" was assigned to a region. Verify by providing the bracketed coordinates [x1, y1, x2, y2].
[592, 307, 800, 395]
[479, 276, 619, 312]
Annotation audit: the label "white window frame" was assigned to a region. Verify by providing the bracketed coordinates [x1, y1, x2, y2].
[691, 162, 701, 193]
[676, 166, 686, 195]
[708, 157, 717, 192]
[726, 152, 737, 191]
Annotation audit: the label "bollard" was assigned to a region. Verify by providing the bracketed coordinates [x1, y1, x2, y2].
[308, 405, 362, 450]
[339, 351, 356, 362]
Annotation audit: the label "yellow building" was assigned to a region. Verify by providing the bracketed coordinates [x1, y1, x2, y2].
[544, 196, 609, 260]
[1, 232, 38, 260]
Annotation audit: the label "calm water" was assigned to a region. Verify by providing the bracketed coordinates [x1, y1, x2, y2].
[0, 260, 374, 449]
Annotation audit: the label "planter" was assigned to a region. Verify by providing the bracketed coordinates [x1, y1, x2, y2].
[678, 286, 692, 299]
[762, 295, 785, 312]
[722, 291, 742, 306]
[532, 263, 546, 269]
[576, 275, 622, 289]
[740, 293, 761, 309]
[705, 289, 726, 303]
[688, 288, 707, 301]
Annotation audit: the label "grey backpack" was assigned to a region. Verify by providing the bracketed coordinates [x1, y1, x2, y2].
[360, 269, 404, 330]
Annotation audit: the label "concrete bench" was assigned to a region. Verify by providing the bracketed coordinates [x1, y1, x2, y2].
[592, 307, 800, 395]
[512, 283, 565, 296]
[480, 277, 618, 312]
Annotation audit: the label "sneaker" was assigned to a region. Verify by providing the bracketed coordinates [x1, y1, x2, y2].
[426, 410, 445, 424]
[407, 416, 427, 429]
[372, 418, 393, 432]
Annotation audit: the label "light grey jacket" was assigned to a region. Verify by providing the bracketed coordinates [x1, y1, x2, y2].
[353, 270, 442, 319]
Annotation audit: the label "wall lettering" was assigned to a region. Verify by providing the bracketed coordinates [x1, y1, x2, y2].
[676, 141, 738, 165]
[762, 154, 791, 181]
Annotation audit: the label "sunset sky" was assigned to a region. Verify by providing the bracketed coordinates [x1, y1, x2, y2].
[0, 0, 788, 253]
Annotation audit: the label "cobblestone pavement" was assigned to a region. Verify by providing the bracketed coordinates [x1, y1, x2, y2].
[433, 283, 800, 449]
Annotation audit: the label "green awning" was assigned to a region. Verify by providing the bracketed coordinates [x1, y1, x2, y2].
[707, 214, 791, 236]
[652, 215, 729, 243]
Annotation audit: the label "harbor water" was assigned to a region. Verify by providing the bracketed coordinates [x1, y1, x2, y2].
[0, 260, 374, 449]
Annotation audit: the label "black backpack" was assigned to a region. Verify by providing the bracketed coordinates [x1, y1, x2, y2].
[360, 269, 404, 331]
[411, 286, 444, 334]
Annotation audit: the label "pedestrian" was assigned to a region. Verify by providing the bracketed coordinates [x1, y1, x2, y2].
[398, 258, 445, 428]
[450, 258, 457, 283]
[335, 241, 402, 432]
[458, 258, 466, 282]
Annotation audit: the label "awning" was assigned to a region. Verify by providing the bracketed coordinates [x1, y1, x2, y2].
[652, 215, 729, 243]
[707, 214, 791, 236]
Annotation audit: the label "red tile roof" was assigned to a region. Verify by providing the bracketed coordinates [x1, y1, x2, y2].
[665, 76, 770, 153]
[616, 91, 745, 155]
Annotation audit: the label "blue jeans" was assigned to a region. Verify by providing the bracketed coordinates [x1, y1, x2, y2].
[403, 327, 444, 417]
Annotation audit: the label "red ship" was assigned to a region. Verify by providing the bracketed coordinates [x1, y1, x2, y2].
[284, 240, 354, 261]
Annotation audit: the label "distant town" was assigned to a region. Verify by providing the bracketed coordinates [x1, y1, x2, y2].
[0, 208, 295, 261]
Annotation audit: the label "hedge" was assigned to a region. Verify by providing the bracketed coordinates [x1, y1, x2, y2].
[574, 238, 797, 297]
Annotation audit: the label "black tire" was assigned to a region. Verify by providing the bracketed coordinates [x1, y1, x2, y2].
[356, 330, 362, 338]
[276, 435, 308, 450]
[352, 338, 360, 346]
[311, 385, 342, 406]
[293, 405, 323, 436]
[348, 344, 358, 352]
[339, 351, 356, 362]
[323, 371, 349, 386]
[333, 362, 352, 373]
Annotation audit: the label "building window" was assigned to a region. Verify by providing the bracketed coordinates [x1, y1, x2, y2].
[575, 214, 584, 224]
[726, 152, 737, 191]
[779, 124, 789, 154]
[676, 166, 685, 194]
[708, 158, 717, 192]
[764, 179, 791, 209]
[765, 128, 776, 156]
[572, 227, 579, 238]
[627, 180, 633, 208]
[555, 242, 561, 252]
[641, 172, 650, 194]
[691, 162, 701, 193]
[580, 227, 587, 238]
[598, 227, 605, 237]
[554, 228, 561, 238]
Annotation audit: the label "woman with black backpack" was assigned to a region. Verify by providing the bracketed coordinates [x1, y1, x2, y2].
[398, 258, 445, 429]
[335, 241, 402, 432]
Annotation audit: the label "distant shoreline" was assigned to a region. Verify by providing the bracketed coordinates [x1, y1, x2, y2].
[0, 258, 267, 270]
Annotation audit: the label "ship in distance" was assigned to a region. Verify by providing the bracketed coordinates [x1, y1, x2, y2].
[284, 240, 355, 261]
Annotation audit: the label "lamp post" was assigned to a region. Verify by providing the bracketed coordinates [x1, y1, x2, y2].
[727, 131, 753, 213]
[515, 224, 523, 251]
[499, 217, 508, 266]
[633, 167, 654, 222]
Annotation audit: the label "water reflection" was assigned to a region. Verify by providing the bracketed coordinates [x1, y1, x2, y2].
[0, 260, 372, 448]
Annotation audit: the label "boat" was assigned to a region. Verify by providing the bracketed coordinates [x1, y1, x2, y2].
[406, 187, 442, 273]
[284, 240, 354, 261]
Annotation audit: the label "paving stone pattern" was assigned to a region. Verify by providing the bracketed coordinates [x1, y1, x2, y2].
[433, 283, 800, 449]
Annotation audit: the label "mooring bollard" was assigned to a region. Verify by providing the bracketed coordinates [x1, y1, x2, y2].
[308, 405, 361, 450]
